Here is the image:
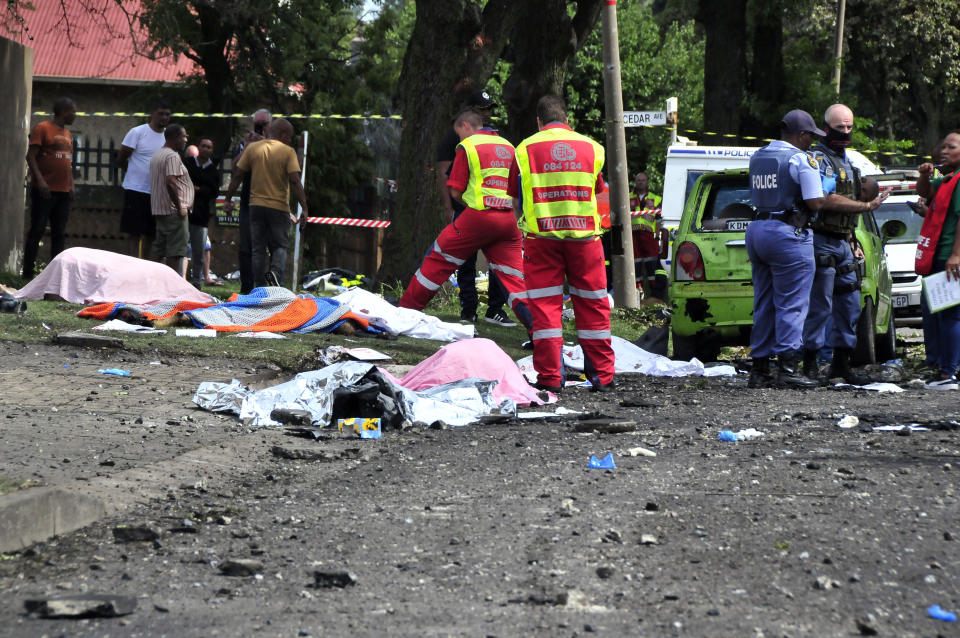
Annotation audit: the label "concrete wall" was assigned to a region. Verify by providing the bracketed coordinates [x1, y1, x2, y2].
[0, 38, 32, 273]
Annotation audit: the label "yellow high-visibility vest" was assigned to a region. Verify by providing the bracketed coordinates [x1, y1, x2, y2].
[458, 132, 515, 210]
[515, 125, 604, 239]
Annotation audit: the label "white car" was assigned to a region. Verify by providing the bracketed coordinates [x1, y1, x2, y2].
[874, 185, 924, 325]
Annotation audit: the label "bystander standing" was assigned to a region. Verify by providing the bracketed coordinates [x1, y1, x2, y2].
[185, 136, 221, 288]
[149, 124, 194, 274]
[223, 119, 307, 288]
[23, 97, 76, 280]
[117, 101, 171, 258]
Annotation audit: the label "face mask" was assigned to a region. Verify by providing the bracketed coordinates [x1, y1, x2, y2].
[824, 126, 852, 152]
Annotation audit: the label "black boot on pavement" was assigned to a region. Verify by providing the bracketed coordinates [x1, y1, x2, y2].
[777, 352, 820, 388]
[830, 347, 872, 386]
[802, 349, 820, 380]
[747, 356, 774, 388]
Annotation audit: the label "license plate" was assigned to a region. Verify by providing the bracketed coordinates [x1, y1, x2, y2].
[892, 294, 909, 308]
[725, 220, 750, 231]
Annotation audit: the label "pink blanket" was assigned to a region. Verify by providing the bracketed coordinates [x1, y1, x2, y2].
[397, 338, 544, 405]
[15, 247, 212, 305]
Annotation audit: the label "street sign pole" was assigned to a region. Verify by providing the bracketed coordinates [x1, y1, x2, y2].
[600, 0, 637, 309]
[291, 130, 308, 290]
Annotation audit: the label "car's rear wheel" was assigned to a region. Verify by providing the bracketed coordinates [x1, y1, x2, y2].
[853, 296, 876, 366]
[875, 305, 897, 363]
[672, 331, 696, 361]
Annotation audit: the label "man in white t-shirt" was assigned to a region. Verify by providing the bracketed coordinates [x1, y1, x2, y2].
[117, 101, 171, 258]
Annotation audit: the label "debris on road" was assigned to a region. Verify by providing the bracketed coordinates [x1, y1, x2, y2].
[588, 453, 615, 469]
[718, 428, 765, 442]
[836, 415, 860, 429]
[24, 593, 137, 618]
[313, 570, 357, 588]
[98, 368, 131, 377]
[927, 604, 957, 622]
[219, 559, 264, 577]
[112, 525, 159, 543]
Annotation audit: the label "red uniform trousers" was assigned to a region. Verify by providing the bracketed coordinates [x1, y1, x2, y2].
[398, 208, 530, 327]
[522, 235, 615, 387]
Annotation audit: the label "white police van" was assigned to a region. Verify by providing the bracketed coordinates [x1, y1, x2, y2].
[661, 142, 883, 225]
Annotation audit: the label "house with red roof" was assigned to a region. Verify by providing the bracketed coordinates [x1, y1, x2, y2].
[7, 0, 197, 152]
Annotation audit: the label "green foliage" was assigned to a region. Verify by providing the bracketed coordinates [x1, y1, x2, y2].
[565, 4, 703, 191]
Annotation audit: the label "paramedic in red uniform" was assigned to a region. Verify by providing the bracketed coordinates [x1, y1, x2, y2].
[398, 109, 532, 330]
[507, 95, 616, 393]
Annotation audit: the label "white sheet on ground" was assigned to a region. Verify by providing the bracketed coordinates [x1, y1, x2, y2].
[15, 247, 213, 305]
[92, 319, 167, 334]
[516, 335, 730, 380]
[333, 288, 473, 342]
[193, 361, 513, 427]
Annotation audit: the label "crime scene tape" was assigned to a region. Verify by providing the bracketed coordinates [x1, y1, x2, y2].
[305, 217, 391, 228]
[33, 111, 402, 120]
[678, 129, 928, 160]
[32, 110, 929, 160]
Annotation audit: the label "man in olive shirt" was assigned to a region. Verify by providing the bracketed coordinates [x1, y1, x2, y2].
[223, 119, 307, 288]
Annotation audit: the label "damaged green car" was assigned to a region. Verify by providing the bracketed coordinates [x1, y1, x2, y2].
[669, 168, 904, 364]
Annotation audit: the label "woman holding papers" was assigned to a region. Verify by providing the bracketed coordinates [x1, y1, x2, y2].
[916, 132, 960, 390]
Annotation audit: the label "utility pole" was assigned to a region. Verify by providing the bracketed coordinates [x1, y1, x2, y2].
[832, 0, 846, 95]
[600, 0, 637, 308]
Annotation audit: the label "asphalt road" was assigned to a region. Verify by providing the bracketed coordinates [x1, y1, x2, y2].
[0, 345, 958, 637]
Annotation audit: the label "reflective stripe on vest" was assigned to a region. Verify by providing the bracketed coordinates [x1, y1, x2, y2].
[516, 127, 605, 239]
[459, 133, 515, 210]
[631, 211, 657, 231]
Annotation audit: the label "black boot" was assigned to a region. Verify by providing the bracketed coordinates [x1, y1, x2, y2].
[777, 352, 820, 388]
[830, 348, 872, 385]
[802, 349, 820, 380]
[748, 357, 774, 388]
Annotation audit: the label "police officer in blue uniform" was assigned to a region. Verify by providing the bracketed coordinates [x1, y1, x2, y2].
[746, 110, 828, 388]
[801, 104, 888, 384]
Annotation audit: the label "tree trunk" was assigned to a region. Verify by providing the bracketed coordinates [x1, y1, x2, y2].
[378, 0, 515, 284]
[697, 0, 746, 138]
[501, 0, 604, 143]
[741, 0, 784, 138]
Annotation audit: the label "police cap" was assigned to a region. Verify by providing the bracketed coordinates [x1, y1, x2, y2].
[467, 90, 495, 109]
[781, 109, 827, 136]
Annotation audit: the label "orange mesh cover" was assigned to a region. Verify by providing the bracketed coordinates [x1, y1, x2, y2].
[203, 297, 322, 332]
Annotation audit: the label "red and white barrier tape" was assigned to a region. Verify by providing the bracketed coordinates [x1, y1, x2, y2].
[630, 207, 662, 217]
[373, 177, 398, 192]
[305, 217, 391, 228]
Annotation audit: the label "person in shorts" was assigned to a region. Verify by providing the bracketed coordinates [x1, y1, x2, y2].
[149, 124, 194, 273]
[118, 101, 171, 257]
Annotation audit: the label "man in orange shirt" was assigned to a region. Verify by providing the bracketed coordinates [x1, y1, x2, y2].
[23, 97, 76, 280]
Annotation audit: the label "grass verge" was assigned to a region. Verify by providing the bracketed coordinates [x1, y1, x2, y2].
[0, 279, 659, 370]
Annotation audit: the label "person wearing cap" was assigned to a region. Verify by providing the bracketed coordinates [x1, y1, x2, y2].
[800, 104, 887, 384]
[508, 94, 615, 394]
[746, 110, 849, 388]
[400, 108, 533, 331]
[435, 90, 514, 326]
[629, 171, 668, 301]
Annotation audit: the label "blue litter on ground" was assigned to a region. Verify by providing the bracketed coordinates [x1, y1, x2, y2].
[98, 369, 131, 377]
[588, 453, 615, 469]
[717, 430, 738, 442]
[928, 605, 957, 622]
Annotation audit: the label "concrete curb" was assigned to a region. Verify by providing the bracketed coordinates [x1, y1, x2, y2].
[0, 486, 107, 553]
[0, 429, 276, 553]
